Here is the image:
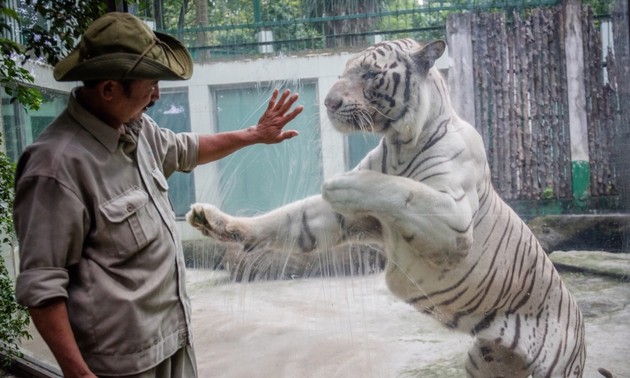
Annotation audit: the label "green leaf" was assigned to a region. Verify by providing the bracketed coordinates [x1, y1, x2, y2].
[0, 7, 20, 21]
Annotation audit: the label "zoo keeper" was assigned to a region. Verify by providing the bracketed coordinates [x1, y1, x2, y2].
[13, 12, 303, 378]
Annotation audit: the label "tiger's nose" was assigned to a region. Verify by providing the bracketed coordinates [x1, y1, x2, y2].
[324, 94, 342, 112]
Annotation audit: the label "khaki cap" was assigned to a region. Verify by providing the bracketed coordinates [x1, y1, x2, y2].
[54, 12, 193, 81]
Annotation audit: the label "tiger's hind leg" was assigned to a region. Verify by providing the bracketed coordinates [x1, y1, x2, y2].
[465, 338, 532, 378]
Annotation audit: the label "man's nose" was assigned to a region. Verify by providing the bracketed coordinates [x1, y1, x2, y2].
[152, 84, 160, 99]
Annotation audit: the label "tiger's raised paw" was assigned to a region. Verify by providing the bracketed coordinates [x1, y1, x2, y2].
[322, 171, 384, 214]
[186, 203, 245, 243]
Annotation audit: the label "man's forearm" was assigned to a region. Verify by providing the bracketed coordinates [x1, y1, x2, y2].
[29, 300, 96, 378]
[197, 128, 257, 164]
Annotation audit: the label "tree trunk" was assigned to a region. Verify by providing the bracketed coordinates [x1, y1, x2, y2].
[194, 0, 210, 60]
[152, 0, 163, 29]
[612, 0, 630, 250]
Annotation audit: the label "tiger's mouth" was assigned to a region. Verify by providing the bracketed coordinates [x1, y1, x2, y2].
[327, 105, 387, 135]
[325, 81, 390, 134]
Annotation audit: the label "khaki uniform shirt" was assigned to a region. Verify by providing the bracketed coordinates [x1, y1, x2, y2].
[14, 93, 199, 375]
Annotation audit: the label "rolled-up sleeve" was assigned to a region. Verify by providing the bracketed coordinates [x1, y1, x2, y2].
[143, 116, 199, 178]
[14, 175, 87, 307]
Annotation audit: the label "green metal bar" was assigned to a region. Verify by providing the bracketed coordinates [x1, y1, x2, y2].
[186, 26, 447, 53]
[572, 161, 591, 201]
[253, 0, 261, 23]
[160, 0, 560, 35]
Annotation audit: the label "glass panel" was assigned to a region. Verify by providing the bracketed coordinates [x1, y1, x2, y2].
[347, 133, 381, 169]
[1, 88, 67, 161]
[215, 82, 321, 216]
[144, 88, 194, 217]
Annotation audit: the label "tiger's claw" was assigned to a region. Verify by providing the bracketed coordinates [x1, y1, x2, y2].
[186, 203, 245, 243]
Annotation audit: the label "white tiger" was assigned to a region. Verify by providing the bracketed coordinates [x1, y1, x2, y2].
[187, 39, 589, 377]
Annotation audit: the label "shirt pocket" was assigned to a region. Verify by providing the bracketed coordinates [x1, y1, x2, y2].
[151, 168, 176, 215]
[99, 188, 160, 257]
[152, 168, 169, 191]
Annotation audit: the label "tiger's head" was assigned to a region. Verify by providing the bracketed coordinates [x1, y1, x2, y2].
[324, 39, 447, 139]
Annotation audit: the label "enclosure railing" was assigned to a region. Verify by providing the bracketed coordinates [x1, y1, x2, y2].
[154, 0, 562, 62]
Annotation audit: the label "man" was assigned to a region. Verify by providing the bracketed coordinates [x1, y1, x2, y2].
[13, 12, 303, 378]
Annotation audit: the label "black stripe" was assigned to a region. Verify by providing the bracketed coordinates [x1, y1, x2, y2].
[391, 71, 401, 99]
[472, 310, 497, 334]
[380, 140, 388, 173]
[404, 61, 411, 103]
[419, 119, 449, 154]
[407, 260, 480, 305]
[409, 149, 466, 180]
[509, 314, 521, 350]
[507, 257, 538, 314]
[297, 210, 317, 252]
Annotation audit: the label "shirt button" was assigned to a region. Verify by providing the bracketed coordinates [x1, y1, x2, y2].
[127, 205, 134, 212]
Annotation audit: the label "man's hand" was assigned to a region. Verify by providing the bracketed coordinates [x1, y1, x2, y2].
[197, 88, 304, 164]
[251, 88, 303, 144]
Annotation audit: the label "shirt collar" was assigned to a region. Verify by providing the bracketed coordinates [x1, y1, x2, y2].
[67, 88, 143, 153]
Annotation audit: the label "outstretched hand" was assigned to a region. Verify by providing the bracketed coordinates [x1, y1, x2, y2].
[251, 88, 303, 144]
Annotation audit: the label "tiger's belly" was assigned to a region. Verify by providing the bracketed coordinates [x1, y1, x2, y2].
[381, 215, 559, 334]
[383, 252, 488, 331]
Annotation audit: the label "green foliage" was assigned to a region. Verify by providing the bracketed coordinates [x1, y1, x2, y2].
[262, 0, 324, 51]
[543, 186, 555, 200]
[0, 133, 30, 367]
[0, 140, 14, 243]
[0, 3, 43, 110]
[20, 0, 106, 67]
[581, 0, 612, 15]
[0, 0, 35, 365]
[0, 254, 31, 367]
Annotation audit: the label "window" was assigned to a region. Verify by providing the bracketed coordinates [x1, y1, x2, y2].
[214, 82, 322, 216]
[1, 88, 67, 162]
[145, 88, 194, 217]
[347, 133, 381, 169]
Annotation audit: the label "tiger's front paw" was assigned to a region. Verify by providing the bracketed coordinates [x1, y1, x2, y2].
[322, 171, 373, 214]
[186, 203, 246, 243]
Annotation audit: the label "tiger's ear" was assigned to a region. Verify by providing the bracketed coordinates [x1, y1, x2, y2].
[413, 40, 446, 73]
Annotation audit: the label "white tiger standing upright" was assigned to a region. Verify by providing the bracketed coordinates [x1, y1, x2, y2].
[187, 39, 589, 377]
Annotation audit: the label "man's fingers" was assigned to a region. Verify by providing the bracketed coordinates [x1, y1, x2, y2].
[279, 130, 299, 141]
[273, 89, 292, 110]
[266, 88, 280, 110]
[283, 105, 304, 122]
[279, 93, 300, 113]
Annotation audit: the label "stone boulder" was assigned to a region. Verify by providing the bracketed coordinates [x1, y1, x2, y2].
[527, 214, 630, 253]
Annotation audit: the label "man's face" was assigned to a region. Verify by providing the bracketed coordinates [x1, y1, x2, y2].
[119, 79, 160, 123]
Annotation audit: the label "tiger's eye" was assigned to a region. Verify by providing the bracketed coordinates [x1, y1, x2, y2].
[363, 71, 378, 79]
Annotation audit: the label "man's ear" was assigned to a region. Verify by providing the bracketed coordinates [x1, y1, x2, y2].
[98, 80, 117, 100]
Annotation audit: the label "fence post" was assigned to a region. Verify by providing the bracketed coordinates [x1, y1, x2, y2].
[563, 0, 591, 201]
[446, 13, 475, 125]
[612, 0, 630, 250]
